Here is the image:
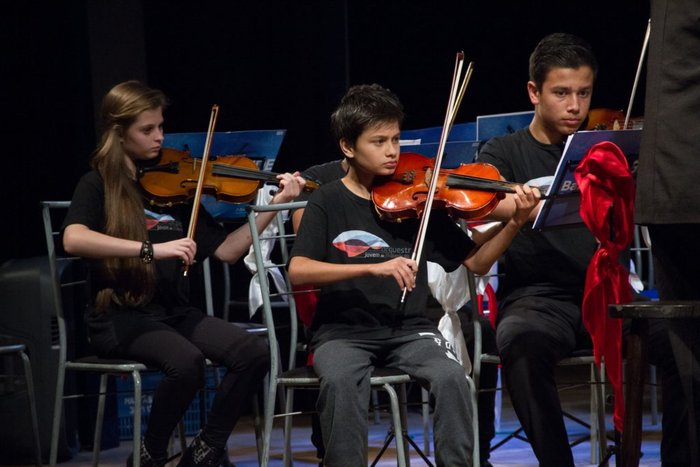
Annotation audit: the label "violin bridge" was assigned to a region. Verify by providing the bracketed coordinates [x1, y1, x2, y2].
[424, 167, 433, 185]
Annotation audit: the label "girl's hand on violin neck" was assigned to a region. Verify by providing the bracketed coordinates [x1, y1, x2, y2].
[155, 237, 197, 265]
[373, 257, 417, 291]
[271, 172, 306, 204]
[511, 184, 541, 228]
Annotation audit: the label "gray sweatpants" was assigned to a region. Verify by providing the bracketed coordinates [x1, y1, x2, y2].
[312, 331, 474, 466]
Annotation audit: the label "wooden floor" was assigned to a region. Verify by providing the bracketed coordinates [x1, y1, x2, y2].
[6, 366, 663, 466]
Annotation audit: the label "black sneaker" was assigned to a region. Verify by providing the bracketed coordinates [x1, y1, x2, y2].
[176, 433, 227, 467]
[126, 439, 167, 467]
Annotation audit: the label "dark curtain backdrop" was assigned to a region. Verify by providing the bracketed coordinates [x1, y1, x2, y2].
[3, 0, 649, 263]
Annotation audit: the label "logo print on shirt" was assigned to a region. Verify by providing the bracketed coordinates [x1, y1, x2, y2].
[144, 209, 176, 231]
[332, 230, 389, 257]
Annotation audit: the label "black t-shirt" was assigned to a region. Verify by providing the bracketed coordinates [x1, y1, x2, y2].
[63, 170, 228, 312]
[292, 159, 346, 218]
[298, 160, 346, 200]
[477, 128, 597, 307]
[291, 179, 475, 345]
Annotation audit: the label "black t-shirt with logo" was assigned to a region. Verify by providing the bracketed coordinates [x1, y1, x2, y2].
[63, 170, 227, 313]
[477, 128, 597, 308]
[291, 179, 474, 346]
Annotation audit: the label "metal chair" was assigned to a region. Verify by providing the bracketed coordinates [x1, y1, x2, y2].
[42, 201, 187, 467]
[467, 267, 608, 465]
[0, 338, 42, 466]
[248, 201, 479, 466]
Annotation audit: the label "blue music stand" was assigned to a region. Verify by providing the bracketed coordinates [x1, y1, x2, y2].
[476, 111, 534, 141]
[400, 122, 477, 144]
[400, 122, 479, 167]
[532, 129, 642, 230]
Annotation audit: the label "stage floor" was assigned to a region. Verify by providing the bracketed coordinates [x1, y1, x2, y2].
[16, 366, 663, 466]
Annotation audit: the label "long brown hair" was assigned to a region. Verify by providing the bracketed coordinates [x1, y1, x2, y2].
[92, 81, 167, 312]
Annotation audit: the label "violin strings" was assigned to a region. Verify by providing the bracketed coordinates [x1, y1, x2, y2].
[446, 171, 516, 188]
[213, 163, 276, 182]
[446, 173, 516, 193]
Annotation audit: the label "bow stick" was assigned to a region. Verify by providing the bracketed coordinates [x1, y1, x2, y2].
[401, 53, 474, 302]
[183, 104, 219, 276]
[624, 19, 650, 130]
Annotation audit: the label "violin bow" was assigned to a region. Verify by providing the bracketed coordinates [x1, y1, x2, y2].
[624, 19, 651, 130]
[183, 104, 220, 276]
[401, 53, 474, 303]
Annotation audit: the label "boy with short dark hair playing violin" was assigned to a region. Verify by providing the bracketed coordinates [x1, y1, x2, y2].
[288, 83, 539, 466]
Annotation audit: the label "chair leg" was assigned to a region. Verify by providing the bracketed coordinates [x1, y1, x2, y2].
[593, 364, 608, 466]
[92, 373, 109, 467]
[251, 393, 263, 465]
[260, 373, 278, 467]
[649, 364, 659, 425]
[494, 368, 502, 432]
[466, 376, 480, 467]
[589, 363, 596, 464]
[49, 363, 66, 467]
[19, 350, 42, 467]
[383, 383, 407, 467]
[371, 389, 381, 424]
[283, 387, 295, 467]
[421, 387, 431, 456]
[133, 371, 143, 467]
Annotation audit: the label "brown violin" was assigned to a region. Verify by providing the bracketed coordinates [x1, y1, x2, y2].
[585, 108, 644, 130]
[138, 147, 318, 206]
[372, 152, 518, 222]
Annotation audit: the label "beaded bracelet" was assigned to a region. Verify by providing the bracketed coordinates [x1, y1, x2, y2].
[140, 240, 154, 264]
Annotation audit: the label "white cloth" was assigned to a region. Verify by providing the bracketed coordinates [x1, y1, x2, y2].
[429, 261, 472, 374]
[243, 187, 288, 318]
[428, 221, 502, 375]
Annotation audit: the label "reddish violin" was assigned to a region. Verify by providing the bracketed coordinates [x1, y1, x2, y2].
[138, 147, 318, 207]
[372, 152, 516, 222]
[585, 108, 643, 130]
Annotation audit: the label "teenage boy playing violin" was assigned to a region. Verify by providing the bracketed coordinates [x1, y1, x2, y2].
[62, 80, 306, 467]
[475, 33, 601, 466]
[477, 33, 682, 466]
[288, 83, 539, 466]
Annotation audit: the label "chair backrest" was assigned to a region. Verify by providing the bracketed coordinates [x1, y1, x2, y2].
[246, 201, 308, 377]
[40, 201, 91, 358]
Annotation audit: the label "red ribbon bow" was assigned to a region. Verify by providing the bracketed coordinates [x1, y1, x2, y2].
[575, 141, 635, 432]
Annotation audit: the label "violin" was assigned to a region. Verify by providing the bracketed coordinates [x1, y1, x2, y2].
[585, 108, 643, 130]
[137, 147, 318, 207]
[372, 152, 517, 222]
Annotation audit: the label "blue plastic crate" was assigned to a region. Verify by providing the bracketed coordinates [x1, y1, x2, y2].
[116, 369, 223, 440]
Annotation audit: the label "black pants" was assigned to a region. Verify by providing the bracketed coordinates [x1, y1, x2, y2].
[495, 296, 587, 467]
[496, 291, 683, 467]
[87, 306, 270, 457]
[649, 224, 700, 466]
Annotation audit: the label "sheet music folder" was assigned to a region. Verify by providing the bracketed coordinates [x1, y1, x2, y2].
[532, 129, 642, 231]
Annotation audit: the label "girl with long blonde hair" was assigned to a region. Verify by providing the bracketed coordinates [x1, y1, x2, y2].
[63, 80, 305, 466]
